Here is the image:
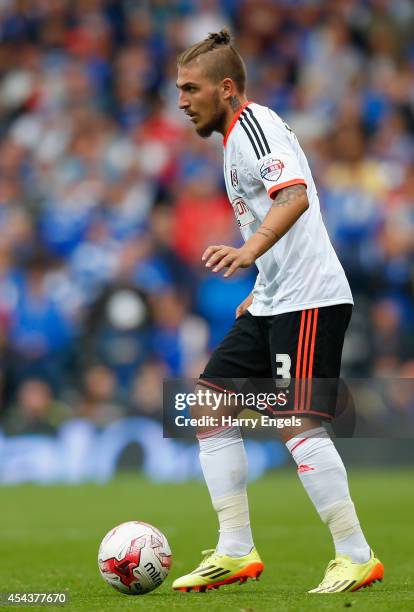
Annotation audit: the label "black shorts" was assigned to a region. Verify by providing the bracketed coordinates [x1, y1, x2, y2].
[200, 304, 352, 420]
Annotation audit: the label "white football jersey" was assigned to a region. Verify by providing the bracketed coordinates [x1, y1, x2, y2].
[223, 102, 353, 316]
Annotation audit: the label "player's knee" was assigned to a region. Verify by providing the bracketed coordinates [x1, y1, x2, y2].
[191, 382, 238, 417]
[278, 416, 323, 443]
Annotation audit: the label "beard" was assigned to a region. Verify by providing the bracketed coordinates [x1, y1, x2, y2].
[195, 92, 226, 138]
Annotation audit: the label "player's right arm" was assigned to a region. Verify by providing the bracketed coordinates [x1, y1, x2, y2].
[205, 183, 309, 278]
[243, 183, 309, 260]
[243, 109, 310, 257]
[234, 182, 307, 316]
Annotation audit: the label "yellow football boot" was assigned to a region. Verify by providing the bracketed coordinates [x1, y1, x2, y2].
[172, 547, 264, 592]
[309, 550, 384, 593]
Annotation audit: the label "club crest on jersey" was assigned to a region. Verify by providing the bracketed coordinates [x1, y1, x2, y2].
[260, 158, 284, 182]
[230, 168, 239, 190]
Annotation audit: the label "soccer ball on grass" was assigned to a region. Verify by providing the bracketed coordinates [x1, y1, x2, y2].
[98, 521, 172, 595]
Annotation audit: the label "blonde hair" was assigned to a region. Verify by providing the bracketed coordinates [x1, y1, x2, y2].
[177, 28, 246, 93]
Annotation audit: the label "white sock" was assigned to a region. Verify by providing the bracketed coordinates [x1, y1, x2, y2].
[286, 427, 371, 564]
[198, 426, 254, 557]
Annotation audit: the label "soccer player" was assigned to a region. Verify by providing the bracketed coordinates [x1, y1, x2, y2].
[173, 29, 384, 594]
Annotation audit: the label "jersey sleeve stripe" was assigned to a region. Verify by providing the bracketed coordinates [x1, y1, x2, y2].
[268, 178, 307, 198]
[244, 107, 271, 154]
[239, 117, 261, 159]
[240, 111, 266, 157]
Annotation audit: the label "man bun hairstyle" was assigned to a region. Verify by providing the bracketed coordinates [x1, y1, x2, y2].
[177, 27, 246, 93]
[206, 28, 231, 46]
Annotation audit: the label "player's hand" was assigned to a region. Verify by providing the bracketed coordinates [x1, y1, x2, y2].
[236, 293, 253, 318]
[202, 245, 256, 278]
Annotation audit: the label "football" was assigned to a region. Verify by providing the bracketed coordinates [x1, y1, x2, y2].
[98, 521, 172, 595]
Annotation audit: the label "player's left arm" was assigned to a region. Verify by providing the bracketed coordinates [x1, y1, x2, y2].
[203, 184, 308, 277]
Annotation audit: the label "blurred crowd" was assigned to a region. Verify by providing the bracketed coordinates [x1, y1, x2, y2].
[0, 0, 414, 435]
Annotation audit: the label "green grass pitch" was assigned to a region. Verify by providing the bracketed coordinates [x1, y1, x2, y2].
[2, 469, 413, 611]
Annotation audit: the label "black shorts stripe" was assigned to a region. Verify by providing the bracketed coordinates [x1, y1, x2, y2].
[239, 117, 260, 159]
[240, 111, 266, 157]
[245, 107, 271, 154]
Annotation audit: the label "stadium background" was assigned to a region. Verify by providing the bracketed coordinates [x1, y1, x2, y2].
[0, 0, 413, 483]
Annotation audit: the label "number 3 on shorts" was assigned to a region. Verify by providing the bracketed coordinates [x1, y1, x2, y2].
[275, 353, 291, 387]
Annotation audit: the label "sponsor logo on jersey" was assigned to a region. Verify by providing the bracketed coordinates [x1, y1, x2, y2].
[230, 168, 238, 189]
[232, 197, 255, 228]
[260, 157, 284, 182]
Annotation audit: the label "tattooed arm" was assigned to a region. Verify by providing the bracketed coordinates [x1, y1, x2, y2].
[243, 183, 308, 258]
[202, 183, 308, 278]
